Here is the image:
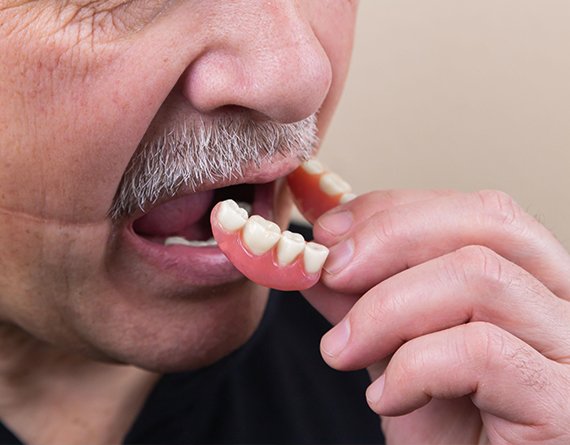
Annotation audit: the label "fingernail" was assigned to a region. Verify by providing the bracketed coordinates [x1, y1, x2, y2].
[323, 239, 354, 275]
[321, 319, 350, 358]
[319, 211, 353, 236]
[366, 374, 386, 405]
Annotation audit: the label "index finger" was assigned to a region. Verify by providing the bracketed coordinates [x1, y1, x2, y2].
[313, 188, 460, 244]
[287, 159, 459, 237]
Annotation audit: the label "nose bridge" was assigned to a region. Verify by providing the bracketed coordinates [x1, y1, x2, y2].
[181, 0, 332, 123]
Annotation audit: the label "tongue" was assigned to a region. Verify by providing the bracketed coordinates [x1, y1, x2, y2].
[133, 190, 215, 236]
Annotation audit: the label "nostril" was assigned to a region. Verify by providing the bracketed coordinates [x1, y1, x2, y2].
[179, 32, 332, 124]
[205, 105, 269, 123]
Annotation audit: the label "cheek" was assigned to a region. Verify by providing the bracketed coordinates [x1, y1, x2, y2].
[0, 43, 147, 222]
[0, 11, 200, 224]
[0, 214, 112, 350]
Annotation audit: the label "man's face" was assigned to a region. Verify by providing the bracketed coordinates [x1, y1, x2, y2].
[0, 0, 357, 371]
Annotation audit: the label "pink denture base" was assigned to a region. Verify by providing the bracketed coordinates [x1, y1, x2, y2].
[286, 166, 343, 224]
[211, 208, 321, 291]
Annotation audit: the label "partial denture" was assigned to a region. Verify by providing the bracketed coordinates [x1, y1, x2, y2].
[211, 199, 329, 291]
[286, 159, 356, 224]
[210, 159, 354, 291]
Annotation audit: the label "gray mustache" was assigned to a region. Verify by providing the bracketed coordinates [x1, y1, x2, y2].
[109, 114, 318, 219]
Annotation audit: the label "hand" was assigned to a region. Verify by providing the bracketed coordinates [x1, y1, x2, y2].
[302, 189, 570, 444]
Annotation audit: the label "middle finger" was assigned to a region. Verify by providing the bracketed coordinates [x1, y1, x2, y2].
[320, 245, 570, 371]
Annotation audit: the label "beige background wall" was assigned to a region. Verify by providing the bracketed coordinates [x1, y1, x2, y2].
[314, 0, 570, 250]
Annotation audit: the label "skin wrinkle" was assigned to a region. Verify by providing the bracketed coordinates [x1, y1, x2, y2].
[470, 245, 570, 364]
[1, 8, 158, 223]
[451, 248, 570, 364]
[3, 10, 98, 88]
[71, 0, 175, 36]
[475, 323, 548, 424]
[1, 0, 172, 44]
[0, 0, 34, 11]
[476, 190, 526, 236]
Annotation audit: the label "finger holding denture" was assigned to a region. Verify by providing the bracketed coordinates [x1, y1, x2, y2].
[211, 159, 356, 291]
[211, 200, 329, 291]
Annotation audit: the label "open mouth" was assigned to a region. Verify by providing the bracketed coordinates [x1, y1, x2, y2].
[112, 181, 278, 288]
[127, 181, 276, 252]
[112, 157, 299, 288]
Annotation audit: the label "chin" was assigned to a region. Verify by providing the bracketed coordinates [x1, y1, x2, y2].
[71, 278, 271, 374]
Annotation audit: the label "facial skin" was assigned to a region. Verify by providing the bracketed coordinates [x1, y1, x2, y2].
[5, 3, 570, 444]
[0, 0, 358, 372]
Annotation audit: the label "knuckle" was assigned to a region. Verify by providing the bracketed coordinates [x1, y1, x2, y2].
[474, 189, 525, 231]
[366, 289, 400, 327]
[367, 189, 400, 208]
[463, 322, 550, 392]
[462, 322, 506, 372]
[388, 337, 428, 384]
[443, 245, 509, 294]
[447, 245, 552, 309]
[369, 208, 400, 248]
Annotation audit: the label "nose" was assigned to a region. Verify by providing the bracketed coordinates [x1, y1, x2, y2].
[179, 1, 332, 123]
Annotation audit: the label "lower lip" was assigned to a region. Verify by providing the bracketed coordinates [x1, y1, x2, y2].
[116, 182, 276, 287]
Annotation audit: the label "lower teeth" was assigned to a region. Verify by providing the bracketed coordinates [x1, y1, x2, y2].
[164, 236, 218, 247]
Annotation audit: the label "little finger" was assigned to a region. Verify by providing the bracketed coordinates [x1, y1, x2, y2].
[367, 322, 570, 442]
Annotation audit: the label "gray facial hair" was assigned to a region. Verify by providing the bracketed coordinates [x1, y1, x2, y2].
[109, 114, 318, 219]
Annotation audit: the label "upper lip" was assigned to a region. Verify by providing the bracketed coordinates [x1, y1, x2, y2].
[119, 154, 305, 224]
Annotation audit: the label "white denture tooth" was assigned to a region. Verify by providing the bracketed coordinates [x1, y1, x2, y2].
[276, 230, 306, 265]
[303, 242, 329, 274]
[217, 199, 249, 231]
[242, 215, 281, 255]
[301, 159, 325, 175]
[236, 201, 252, 216]
[164, 236, 218, 247]
[319, 172, 352, 196]
[340, 193, 357, 204]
